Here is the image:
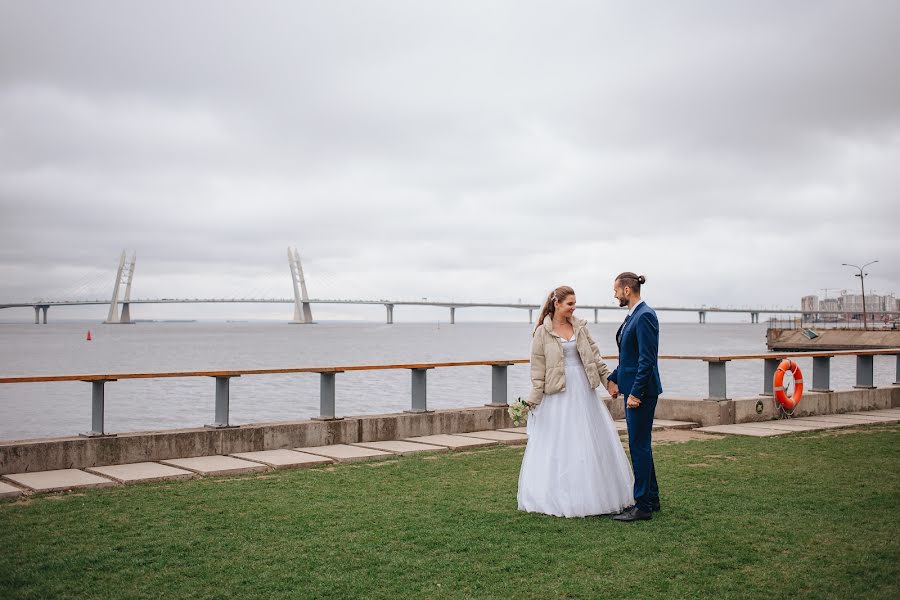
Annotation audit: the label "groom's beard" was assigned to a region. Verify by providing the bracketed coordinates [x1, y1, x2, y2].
[618, 298, 628, 307]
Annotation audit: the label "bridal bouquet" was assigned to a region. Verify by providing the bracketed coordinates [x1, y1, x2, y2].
[508, 397, 530, 426]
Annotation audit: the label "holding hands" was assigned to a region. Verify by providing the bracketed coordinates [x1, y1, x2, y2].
[606, 381, 619, 399]
[606, 381, 641, 408]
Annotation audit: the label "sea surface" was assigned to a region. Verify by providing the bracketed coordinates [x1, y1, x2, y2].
[1, 320, 896, 441]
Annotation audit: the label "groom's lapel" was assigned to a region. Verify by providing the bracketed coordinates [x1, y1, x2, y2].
[615, 316, 627, 348]
[620, 304, 644, 344]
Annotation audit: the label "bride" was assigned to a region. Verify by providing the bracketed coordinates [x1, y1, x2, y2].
[518, 285, 634, 517]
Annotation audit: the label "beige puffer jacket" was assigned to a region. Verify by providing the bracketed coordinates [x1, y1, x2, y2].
[528, 315, 612, 407]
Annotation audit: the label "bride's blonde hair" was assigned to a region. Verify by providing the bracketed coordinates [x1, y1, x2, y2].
[533, 286, 575, 335]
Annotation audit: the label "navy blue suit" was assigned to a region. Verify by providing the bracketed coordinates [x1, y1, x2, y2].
[609, 301, 663, 512]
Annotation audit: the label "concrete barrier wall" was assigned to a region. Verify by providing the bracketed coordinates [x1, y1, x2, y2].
[0, 406, 514, 475]
[1, 386, 897, 475]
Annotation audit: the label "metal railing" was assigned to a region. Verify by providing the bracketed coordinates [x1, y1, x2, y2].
[1, 350, 898, 438]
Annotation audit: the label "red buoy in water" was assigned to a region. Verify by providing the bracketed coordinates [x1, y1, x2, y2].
[86, 330, 92, 341]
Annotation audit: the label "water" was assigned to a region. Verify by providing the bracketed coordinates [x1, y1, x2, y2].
[1, 321, 896, 441]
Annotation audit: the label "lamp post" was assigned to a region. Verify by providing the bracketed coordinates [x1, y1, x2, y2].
[842, 260, 878, 330]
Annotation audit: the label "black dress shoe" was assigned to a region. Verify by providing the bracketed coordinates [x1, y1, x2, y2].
[613, 506, 652, 522]
[650, 501, 661, 512]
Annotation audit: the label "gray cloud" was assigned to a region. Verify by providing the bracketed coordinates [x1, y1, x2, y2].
[1, 1, 898, 320]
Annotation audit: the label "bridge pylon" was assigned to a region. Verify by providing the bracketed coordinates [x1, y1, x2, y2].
[105, 250, 136, 324]
[288, 247, 314, 324]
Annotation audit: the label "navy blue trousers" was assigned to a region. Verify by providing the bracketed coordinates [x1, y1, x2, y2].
[624, 395, 660, 511]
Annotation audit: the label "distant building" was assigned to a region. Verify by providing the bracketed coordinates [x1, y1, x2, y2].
[801, 290, 898, 323]
[820, 298, 840, 313]
[801, 295, 818, 320]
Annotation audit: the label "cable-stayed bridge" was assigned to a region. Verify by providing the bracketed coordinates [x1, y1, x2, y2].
[2, 295, 823, 324]
[2, 249, 885, 324]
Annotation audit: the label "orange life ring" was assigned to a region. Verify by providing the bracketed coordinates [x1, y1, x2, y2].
[774, 359, 803, 410]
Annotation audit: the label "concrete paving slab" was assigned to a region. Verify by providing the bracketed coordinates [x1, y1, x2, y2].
[229, 449, 333, 469]
[499, 427, 528, 435]
[85, 462, 195, 484]
[404, 434, 499, 450]
[653, 419, 700, 430]
[0, 481, 24, 498]
[160, 455, 269, 476]
[351, 440, 449, 456]
[695, 425, 791, 437]
[795, 415, 884, 425]
[297, 444, 396, 463]
[743, 421, 827, 432]
[788, 419, 856, 429]
[2, 469, 117, 493]
[794, 414, 870, 422]
[821, 413, 895, 423]
[455, 430, 529, 445]
[846, 412, 899, 421]
[614, 419, 698, 432]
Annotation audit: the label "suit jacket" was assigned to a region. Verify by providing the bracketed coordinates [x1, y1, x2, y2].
[609, 302, 663, 400]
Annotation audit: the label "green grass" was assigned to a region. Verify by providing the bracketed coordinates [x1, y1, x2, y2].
[2, 426, 899, 600]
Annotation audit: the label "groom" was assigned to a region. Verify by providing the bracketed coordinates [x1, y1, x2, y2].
[607, 272, 663, 522]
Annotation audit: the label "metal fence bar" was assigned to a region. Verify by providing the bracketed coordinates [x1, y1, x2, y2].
[315, 372, 341, 420]
[206, 375, 238, 428]
[487, 364, 511, 407]
[80, 379, 115, 437]
[811, 356, 833, 392]
[706, 360, 729, 400]
[854, 355, 875, 389]
[895, 353, 899, 385]
[761, 358, 779, 396]
[407, 368, 432, 413]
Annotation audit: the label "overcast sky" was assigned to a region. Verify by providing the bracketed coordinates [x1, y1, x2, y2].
[1, 1, 898, 322]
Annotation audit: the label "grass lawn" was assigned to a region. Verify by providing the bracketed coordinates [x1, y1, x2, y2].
[2, 425, 899, 599]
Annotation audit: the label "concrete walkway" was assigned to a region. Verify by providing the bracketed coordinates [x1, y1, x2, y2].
[2, 412, 897, 498]
[696, 409, 900, 437]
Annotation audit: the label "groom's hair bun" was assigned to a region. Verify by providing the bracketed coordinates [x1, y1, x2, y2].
[616, 272, 645, 292]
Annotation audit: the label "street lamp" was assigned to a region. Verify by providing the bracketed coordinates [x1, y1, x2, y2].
[842, 260, 878, 330]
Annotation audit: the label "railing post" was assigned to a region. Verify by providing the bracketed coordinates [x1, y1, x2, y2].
[594, 308, 598, 324]
[385, 304, 394, 324]
[450, 307, 455, 324]
[406, 367, 433, 413]
[528, 309, 533, 324]
[854, 355, 875, 389]
[705, 360, 729, 400]
[80, 379, 116, 437]
[206, 375, 239, 428]
[895, 353, 899, 385]
[761, 358, 779, 396]
[811, 355, 833, 393]
[314, 371, 343, 420]
[486, 363, 512, 407]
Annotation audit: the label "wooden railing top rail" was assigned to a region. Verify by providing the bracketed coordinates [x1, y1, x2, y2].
[0, 359, 532, 384]
[1, 348, 898, 385]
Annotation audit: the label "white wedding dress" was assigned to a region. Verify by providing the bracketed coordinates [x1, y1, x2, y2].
[518, 335, 635, 517]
